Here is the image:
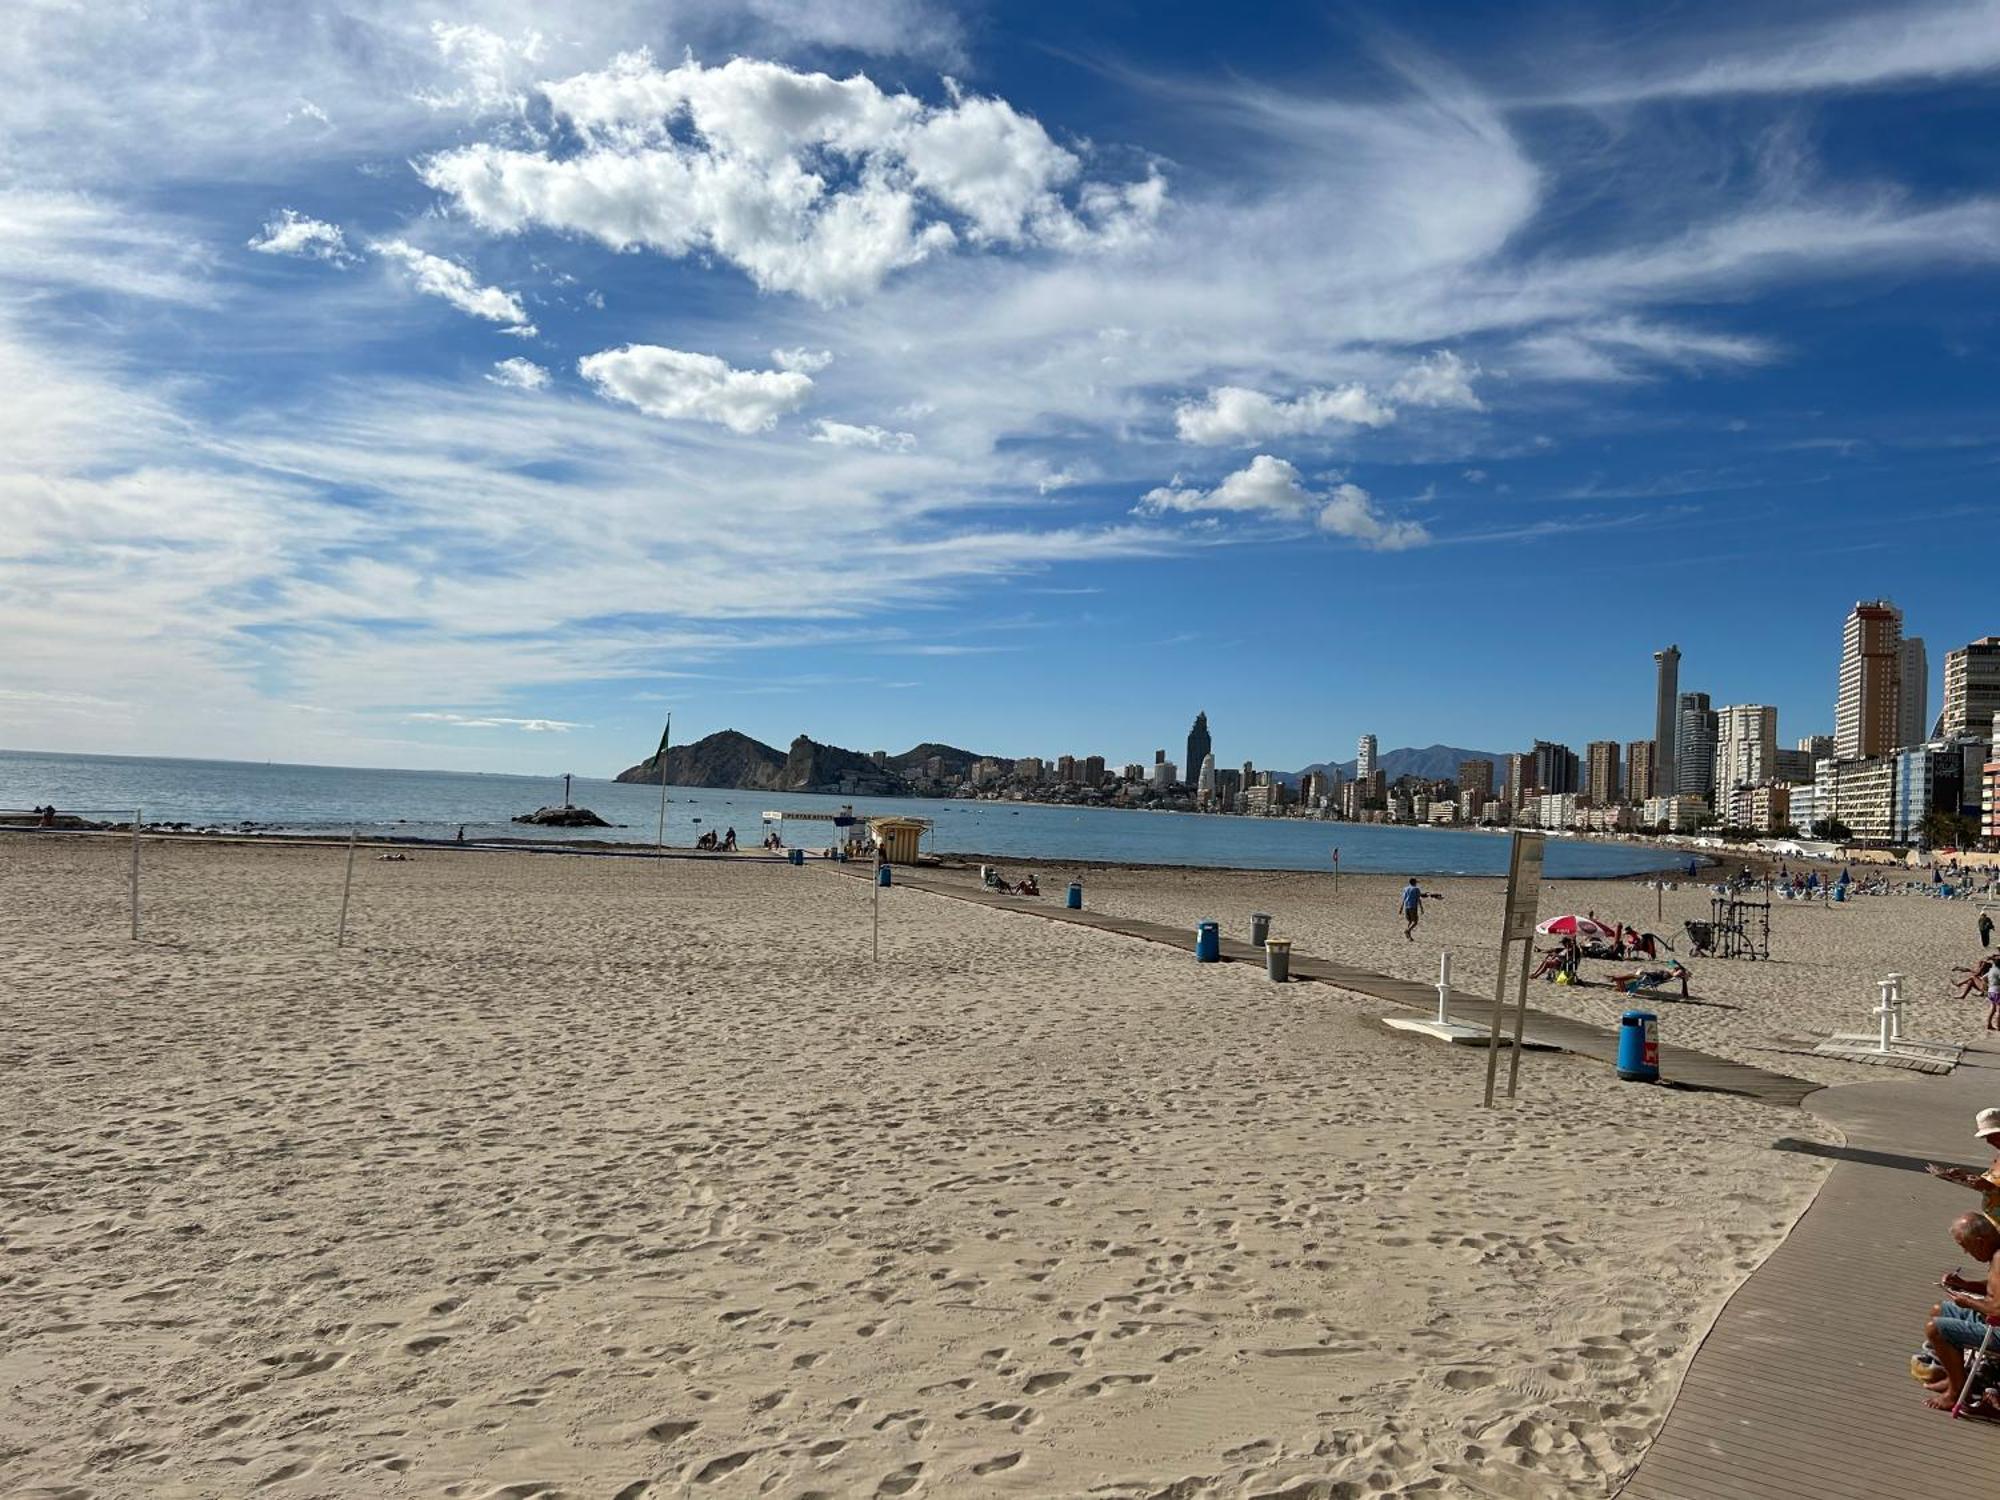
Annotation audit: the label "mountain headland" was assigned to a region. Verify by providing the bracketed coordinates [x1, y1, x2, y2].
[614, 731, 1008, 798]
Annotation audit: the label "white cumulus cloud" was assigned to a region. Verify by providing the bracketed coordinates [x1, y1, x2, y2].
[1137, 454, 1429, 550]
[811, 419, 916, 451]
[1174, 383, 1395, 445]
[1389, 350, 1482, 409]
[418, 52, 1166, 303]
[773, 346, 834, 372]
[578, 344, 814, 433]
[372, 239, 534, 332]
[487, 357, 550, 390]
[247, 208, 353, 265]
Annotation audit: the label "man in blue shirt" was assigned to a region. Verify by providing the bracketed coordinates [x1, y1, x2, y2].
[1401, 877, 1426, 941]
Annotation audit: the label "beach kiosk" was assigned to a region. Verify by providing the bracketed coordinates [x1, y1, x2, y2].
[759, 805, 874, 857]
[868, 816, 931, 864]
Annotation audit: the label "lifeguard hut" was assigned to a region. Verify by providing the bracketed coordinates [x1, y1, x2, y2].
[868, 816, 931, 864]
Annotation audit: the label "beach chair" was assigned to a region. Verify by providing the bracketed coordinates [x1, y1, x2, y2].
[1953, 1319, 2000, 1419]
[1683, 919, 1715, 957]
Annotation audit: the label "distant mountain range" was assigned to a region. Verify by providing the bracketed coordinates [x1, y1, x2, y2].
[614, 730, 1006, 796]
[615, 730, 1508, 798]
[1278, 743, 1508, 789]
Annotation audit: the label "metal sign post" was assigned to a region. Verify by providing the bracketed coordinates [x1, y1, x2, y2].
[337, 825, 358, 948]
[129, 808, 142, 941]
[1483, 831, 1546, 1107]
[872, 867, 881, 964]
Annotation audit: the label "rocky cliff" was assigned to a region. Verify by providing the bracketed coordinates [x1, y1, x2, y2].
[613, 729, 1009, 796]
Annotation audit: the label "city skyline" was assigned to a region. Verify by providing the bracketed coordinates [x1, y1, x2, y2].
[8, 3, 2000, 777]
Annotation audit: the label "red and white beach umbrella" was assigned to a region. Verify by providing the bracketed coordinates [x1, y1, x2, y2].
[1535, 914, 1617, 940]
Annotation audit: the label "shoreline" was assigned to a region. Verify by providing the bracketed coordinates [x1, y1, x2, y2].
[0, 822, 1714, 881]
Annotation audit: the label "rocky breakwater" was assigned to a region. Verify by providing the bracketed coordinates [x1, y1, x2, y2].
[511, 805, 612, 828]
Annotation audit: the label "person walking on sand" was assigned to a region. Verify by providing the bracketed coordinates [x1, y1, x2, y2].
[1981, 909, 1994, 949]
[1401, 877, 1426, 941]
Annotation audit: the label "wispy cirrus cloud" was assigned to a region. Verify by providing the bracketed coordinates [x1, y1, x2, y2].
[372, 238, 534, 333]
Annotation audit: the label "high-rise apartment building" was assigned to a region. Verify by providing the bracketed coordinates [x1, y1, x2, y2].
[1532, 740, 1580, 795]
[1652, 645, 1681, 797]
[1675, 693, 1717, 798]
[1356, 734, 1378, 781]
[1185, 712, 1211, 788]
[1196, 752, 1216, 803]
[1505, 751, 1536, 808]
[1943, 638, 2000, 741]
[1899, 637, 1928, 749]
[1081, 755, 1105, 786]
[1798, 734, 1833, 759]
[1714, 704, 1778, 793]
[1458, 758, 1494, 802]
[1626, 740, 1656, 808]
[1834, 600, 1905, 759]
[1585, 740, 1621, 805]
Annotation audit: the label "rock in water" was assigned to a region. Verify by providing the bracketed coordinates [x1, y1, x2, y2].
[511, 805, 611, 827]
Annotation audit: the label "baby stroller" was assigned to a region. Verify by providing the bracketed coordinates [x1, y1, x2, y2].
[1683, 919, 1716, 958]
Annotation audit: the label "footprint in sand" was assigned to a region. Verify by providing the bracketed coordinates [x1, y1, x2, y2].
[693, 1451, 752, 1484]
[971, 1453, 1021, 1475]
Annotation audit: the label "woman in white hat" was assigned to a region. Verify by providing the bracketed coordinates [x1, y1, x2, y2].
[1927, 1109, 2000, 1215]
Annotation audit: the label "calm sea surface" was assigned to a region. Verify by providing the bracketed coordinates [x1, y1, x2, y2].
[0, 749, 1689, 878]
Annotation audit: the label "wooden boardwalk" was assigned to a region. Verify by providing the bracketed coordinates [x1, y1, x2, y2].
[851, 865, 1817, 1107]
[1619, 1051, 2000, 1498]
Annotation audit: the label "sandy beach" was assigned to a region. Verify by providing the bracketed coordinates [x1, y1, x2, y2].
[12, 832, 1979, 1497]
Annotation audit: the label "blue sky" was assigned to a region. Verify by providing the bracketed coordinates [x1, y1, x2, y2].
[5, 1, 2000, 776]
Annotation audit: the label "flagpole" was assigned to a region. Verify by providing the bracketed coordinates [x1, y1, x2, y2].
[655, 714, 671, 853]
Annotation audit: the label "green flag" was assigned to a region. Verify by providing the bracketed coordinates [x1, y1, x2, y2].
[655, 714, 671, 766]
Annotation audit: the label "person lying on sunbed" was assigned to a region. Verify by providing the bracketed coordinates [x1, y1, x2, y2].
[1607, 959, 1691, 998]
[1011, 875, 1040, 896]
[1924, 1212, 2000, 1413]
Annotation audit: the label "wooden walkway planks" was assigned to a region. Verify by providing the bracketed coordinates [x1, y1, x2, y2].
[1619, 1053, 2000, 1498]
[848, 865, 1817, 1108]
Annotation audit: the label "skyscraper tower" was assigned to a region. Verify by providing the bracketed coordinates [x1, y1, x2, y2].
[1898, 637, 1928, 749]
[1186, 712, 1211, 787]
[1675, 692, 1717, 798]
[1652, 645, 1680, 797]
[1835, 600, 1903, 759]
[1356, 733, 1378, 781]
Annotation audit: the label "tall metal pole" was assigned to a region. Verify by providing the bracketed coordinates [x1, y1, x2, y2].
[129, 808, 141, 941]
[337, 824, 358, 948]
[655, 723, 671, 853]
[873, 870, 881, 964]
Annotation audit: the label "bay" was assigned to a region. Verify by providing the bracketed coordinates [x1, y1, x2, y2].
[0, 749, 1690, 878]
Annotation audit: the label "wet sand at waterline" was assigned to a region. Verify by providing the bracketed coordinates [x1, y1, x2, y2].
[0, 835, 1876, 1497]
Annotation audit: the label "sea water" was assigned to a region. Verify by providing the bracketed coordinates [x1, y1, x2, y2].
[0, 749, 1688, 878]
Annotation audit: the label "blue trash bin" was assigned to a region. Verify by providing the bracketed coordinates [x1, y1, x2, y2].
[1066, 880, 1083, 910]
[788, 847, 804, 866]
[876, 863, 892, 887]
[1195, 920, 1220, 962]
[1617, 1010, 1660, 1082]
